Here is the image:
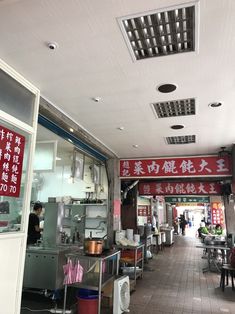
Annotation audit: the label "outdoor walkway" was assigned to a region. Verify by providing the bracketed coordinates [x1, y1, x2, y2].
[129, 230, 235, 314]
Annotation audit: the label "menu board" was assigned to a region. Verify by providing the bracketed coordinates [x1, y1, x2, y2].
[138, 205, 151, 224]
[0, 125, 25, 197]
[211, 202, 224, 226]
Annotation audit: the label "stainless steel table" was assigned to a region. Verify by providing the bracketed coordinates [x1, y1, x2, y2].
[196, 244, 230, 273]
[62, 249, 120, 314]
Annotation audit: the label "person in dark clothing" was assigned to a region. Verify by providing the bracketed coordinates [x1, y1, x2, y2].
[27, 202, 43, 245]
[179, 214, 187, 236]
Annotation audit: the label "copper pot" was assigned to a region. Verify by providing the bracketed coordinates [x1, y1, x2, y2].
[84, 238, 104, 255]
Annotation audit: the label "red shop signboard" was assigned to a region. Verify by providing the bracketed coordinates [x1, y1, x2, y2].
[139, 182, 222, 195]
[211, 202, 224, 226]
[0, 125, 25, 197]
[120, 156, 232, 178]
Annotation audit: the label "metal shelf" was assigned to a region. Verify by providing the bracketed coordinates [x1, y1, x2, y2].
[71, 273, 113, 290]
[120, 257, 143, 265]
[63, 250, 120, 314]
[115, 244, 144, 286]
[86, 217, 107, 219]
[79, 203, 106, 206]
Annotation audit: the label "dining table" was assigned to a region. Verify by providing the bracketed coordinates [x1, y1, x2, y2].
[196, 243, 231, 273]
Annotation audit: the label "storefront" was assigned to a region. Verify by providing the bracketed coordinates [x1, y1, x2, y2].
[0, 59, 40, 314]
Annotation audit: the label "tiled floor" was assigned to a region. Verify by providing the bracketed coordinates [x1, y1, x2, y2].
[129, 230, 235, 314]
[21, 230, 235, 314]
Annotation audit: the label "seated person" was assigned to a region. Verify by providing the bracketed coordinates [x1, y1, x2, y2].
[214, 223, 223, 235]
[197, 222, 210, 238]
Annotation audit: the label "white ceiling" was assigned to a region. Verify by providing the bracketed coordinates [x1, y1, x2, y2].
[1, 0, 235, 159]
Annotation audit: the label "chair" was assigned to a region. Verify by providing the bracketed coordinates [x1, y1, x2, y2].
[220, 264, 235, 291]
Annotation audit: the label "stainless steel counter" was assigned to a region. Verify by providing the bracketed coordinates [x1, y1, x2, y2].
[23, 246, 76, 290]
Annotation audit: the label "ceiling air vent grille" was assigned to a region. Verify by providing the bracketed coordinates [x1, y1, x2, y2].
[152, 98, 195, 118]
[166, 135, 196, 144]
[119, 4, 196, 60]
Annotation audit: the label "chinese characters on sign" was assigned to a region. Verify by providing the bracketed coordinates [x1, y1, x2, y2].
[137, 205, 151, 224]
[0, 125, 25, 197]
[211, 202, 224, 226]
[165, 196, 210, 203]
[120, 156, 232, 178]
[139, 182, 221, 195]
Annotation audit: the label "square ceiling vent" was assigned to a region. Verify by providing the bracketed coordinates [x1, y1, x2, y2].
[118, 2, 198, 61]
[166, 135, 196, 144]
[152, 98, 195, 118]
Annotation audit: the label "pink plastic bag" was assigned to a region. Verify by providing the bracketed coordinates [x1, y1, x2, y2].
[63, 259, 83, 285]
[73, 260, 84, 283]
[63, 258, 73, 285]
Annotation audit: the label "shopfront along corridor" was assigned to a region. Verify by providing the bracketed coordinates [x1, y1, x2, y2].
[22, 230, 234, 314]
[129, 232, 235, 314]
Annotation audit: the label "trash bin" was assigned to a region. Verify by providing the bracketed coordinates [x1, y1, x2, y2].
[77, 289, 98, 314]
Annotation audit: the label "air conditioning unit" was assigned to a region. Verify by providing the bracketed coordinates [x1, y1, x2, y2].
[113, 276, 130, 314]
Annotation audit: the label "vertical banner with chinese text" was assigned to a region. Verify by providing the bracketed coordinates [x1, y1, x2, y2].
[211, 202, 224, 226]
[0, 125, 25, 197]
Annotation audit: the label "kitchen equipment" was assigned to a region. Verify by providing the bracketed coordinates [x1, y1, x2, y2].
[73, 214, 86, 222]
[204, 239, 226, 246]
[84, 238, 103, 255]
[160, 227, 174, 245]
[144, 224, 152, 237]
[115, 230, 126, 244]
[84, 233, 106, 255]
[137, 226, 144, 237]
[126, 229, 133, 241]
[134, 234, 140, 244]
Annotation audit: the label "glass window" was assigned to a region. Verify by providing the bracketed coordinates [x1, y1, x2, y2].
[0, 69, 35, 126]
[0, 119, 30, 233]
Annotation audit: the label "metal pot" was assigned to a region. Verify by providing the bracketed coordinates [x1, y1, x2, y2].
[84, 238, 104, 255]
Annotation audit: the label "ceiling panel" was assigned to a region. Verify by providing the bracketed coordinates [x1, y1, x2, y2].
[0, 0, 235, 158]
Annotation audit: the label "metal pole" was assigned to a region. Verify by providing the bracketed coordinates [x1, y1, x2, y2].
[62, 284, 68, 314]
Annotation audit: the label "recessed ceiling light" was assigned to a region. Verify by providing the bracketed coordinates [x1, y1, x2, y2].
[56, 157, 62, 161]
[117, 126, 125, 131]
[68, 139, 73, 143]
[209, 102, 222, 108]
[171, 124, 185, 130]
[69, 128, 74, 132]
[133, 144, 139, 148]
[157, 83, 177, 93]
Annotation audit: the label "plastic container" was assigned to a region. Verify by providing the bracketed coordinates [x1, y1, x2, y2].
[77, 289, 98, 314]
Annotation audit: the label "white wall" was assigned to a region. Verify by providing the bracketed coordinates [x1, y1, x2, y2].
[37, 164, 108, 202]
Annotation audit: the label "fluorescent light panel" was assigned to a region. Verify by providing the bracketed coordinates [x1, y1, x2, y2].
[166, 135, 196, 144]
[120, 5, 195, 60]
[152, 98, 195, 118]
